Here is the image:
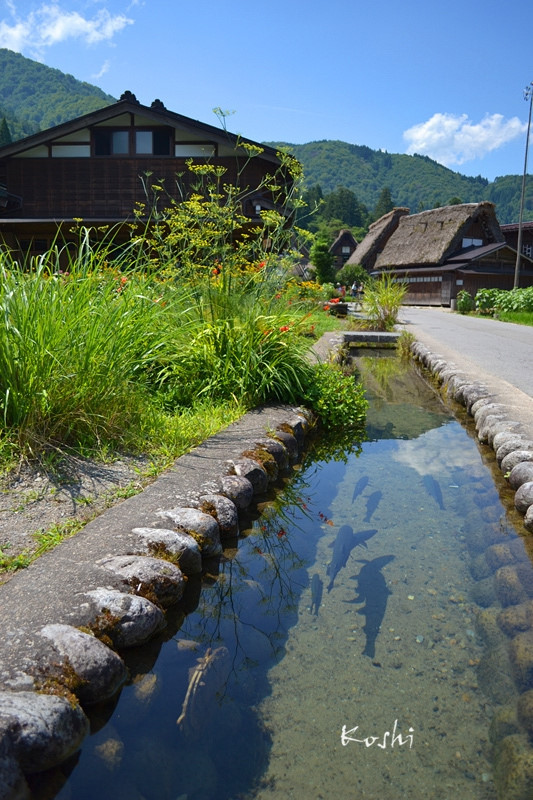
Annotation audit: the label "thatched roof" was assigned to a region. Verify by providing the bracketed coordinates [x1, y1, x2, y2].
[346, 207, 409, 270]
[374, 202, 504, 269]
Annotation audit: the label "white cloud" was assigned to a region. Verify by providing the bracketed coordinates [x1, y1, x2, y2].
[92, 58, 110, 78]
[0, 3, 133, 55]
[403, 112, 526, 167]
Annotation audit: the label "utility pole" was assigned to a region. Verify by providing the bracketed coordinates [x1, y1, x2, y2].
[514, 82, 533, 289]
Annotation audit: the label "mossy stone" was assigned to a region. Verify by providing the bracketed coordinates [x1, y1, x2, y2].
[485, 543, 516, 571]
[493, 734, 533, 800]
[517, 690, 533, 736]
[490, 705, 521, 745]
[510, 631, 533, 691]
[494, 566, 527, 607]
[498, 602, 533, 638]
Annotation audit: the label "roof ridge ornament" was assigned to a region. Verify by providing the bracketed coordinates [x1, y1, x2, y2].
[151, 99, 166, 111]
[119, 91, 139, 104]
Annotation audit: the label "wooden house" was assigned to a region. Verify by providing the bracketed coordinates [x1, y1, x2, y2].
[350, 202, 533, 306]
[0, 91, 286, 258]
[500, 220, 533, 261]
[345, 207, 409, 271]
[329, 228, 358, 270]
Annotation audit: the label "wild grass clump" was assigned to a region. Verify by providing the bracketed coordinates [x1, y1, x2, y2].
[361, 274, 407, 331]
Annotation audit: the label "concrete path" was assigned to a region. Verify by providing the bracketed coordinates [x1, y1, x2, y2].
[400, 307, 533, 431]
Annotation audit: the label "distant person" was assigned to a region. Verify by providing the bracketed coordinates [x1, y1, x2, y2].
[339, 284, 346, 298]
[350, 281, 358, 296]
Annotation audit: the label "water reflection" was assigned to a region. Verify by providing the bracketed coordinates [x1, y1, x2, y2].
[35, 352, 533, 800]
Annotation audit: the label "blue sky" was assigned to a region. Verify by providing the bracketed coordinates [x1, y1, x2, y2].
[0, 0, 532, 182]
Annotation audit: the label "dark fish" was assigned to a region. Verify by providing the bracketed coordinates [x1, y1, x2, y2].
[326, 526, 378, 592]
[351, 476, 369, 504]
[364, 490, 382, 522]
[423, 475, 444, 510]
[347, 555, 395, 659]
[310, 573, 323, 616]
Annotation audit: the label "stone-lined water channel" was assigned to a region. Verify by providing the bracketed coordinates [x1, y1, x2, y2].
[32, 352, 533, 800]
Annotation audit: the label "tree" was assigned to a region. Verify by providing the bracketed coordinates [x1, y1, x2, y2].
[322, 186, 368, 227]
[309, 236, 335, 284]
[0, 117, 12, 146]
[372, 186, 394, 221]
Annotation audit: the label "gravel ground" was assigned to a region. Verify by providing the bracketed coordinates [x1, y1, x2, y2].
[0, 453, 153, 581]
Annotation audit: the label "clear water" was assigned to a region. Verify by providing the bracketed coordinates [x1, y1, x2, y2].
[34, 354, 533, 800]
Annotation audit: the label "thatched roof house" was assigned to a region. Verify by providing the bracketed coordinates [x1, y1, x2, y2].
[375, 202, 504, 269]
[355, 202, 533, 306]
[346, 207, 409, 271]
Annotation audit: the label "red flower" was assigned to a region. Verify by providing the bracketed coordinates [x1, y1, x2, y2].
[258, 260, 266, 269]
[279, 325, 290, 332]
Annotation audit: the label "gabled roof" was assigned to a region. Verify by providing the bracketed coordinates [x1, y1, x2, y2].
[0, 90, 280, 163]
[374, 202, 503, 269]
[329, 228, 357, 252]
[346, 207, 409, 270]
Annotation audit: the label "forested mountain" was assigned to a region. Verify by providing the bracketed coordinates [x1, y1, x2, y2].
[0, 48, 115, 140]
[0, 48, 530, 226]
[267, 140, 532, 225]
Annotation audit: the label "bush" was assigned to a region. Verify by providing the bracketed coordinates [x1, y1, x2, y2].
[456, 290, 474, 314]
[361, 273, 406, 331]
[475, 286, 533, 315]
[302, 362, 368, 433]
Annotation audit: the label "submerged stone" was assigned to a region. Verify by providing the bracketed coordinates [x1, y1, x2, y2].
[510, 631, 533, 691]
[495, 566, 527, 607]
[493, 734, 533, 800]
[498, 602, 533, 637]
[517, 690, 533, 736]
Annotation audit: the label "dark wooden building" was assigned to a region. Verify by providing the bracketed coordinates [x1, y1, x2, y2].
[329, 228, 358, 270]
[500, 221, 533, 262]
[0, 91, 285, 257]
[349, 203, 533, 305]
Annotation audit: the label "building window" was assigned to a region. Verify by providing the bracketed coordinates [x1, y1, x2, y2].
[94, 128, 171, 156]
[135, 130, 171, 155]
[462, 237, 483, 248]
[523, 243, 532, 258]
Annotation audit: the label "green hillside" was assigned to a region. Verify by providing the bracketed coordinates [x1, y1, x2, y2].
[267, 140, 533, 225]
[0, 47, 530, 226]
[0, 48, 115, 140]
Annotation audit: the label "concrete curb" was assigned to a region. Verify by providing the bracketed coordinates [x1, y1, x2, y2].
[410, 340, 533, 534]
[0, 404, 314, 797]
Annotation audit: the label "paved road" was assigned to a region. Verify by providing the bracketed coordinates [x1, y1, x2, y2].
[399, 306, 533, 431]
[400, 307, 533, 396]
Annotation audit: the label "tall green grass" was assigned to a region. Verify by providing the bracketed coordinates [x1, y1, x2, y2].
[0, 232, 363, 463]
[0, 245, 176, 454]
